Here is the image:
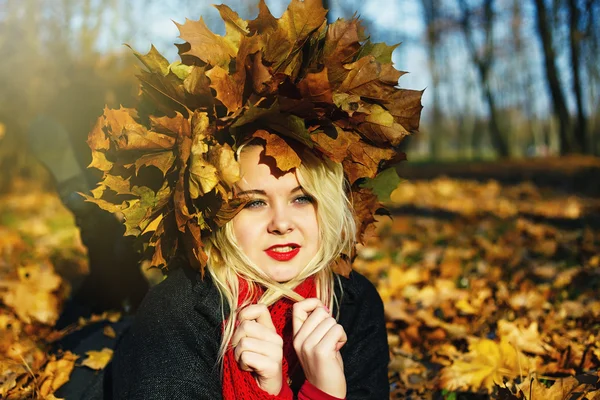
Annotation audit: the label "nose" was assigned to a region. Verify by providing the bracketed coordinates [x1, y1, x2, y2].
[267, 202, 293, 235]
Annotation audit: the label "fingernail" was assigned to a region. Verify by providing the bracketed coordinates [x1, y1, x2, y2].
[323, 305, 330, 313]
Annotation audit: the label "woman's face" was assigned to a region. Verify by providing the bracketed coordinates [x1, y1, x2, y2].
[232, 145, 320, 282]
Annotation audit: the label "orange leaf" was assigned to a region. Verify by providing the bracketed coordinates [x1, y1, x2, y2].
[253, 130, 301, 172]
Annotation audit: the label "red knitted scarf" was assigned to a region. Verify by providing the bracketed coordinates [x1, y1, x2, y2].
[222, 276, 316, 399]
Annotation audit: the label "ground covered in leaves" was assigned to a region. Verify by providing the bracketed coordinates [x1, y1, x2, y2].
[0, 177, 599, 399]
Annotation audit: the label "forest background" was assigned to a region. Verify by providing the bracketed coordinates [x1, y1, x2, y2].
[0, 0, 599, 399]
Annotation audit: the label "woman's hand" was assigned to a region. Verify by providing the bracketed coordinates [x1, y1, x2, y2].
[293, 298, 347, 398]
[231, 304, 284, 395]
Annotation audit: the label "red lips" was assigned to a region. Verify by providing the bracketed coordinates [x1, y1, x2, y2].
[265, 243, 300, 261]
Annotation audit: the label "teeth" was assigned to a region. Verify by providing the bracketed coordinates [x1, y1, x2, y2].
[271, 246, 294, 253]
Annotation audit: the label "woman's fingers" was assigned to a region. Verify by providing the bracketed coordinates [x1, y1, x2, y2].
[238, 304, 276, 332]
[234, 336, 283, 364]
[300, 316, 337, 350]
[292, 298, 324, 336]
[317, 323, 347, 355]
[237, 350, 280, 375]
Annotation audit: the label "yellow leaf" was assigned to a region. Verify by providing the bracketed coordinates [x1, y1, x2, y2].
[103, 325, 117, 339]
[189, 157, 218, 198]
[81, 348, 113, 370]
[176, 17, 236, 68]
[38, 352, 78, 397]
[439, 338, 532, 393]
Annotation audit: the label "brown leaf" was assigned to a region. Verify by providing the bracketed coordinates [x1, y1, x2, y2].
[134, 151, 176, 176]
[298, 68, 333, 103]
[214, 4, 249, 49]
[440, 338, 532, 393]
[278, 0, 328, 44]
[189, 157, 219, 198]
[252, 130, 301, 172]
[324, 18, 363, 85]
[149, 113, 191, 137]
[183, 66, 213, 98]
[385, 89, 424, 132]
[176, 17, 236, 68]
[87, 116, 110, 151]
[497, 320, 552, 355]
[103, 325, 117, 339]
[0, 262, 62, 325]
[80, 348, 113, 370]
[247, 0, 278, 34]
[351, 188, 381, 244]
[343, 140, 395, 184]
[208, 143, 240, 188]
[311, 127, 358, 163]
[250, 53, 276, 95]
[88, 151, 113, 172]
[38, 352, 78, 398]
[331, 254, 352, 278]
[518, 376, 593, 400]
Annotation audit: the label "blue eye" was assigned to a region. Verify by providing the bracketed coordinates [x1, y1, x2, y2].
[244, 199, 266, 209]
[294, 195, 314, 204]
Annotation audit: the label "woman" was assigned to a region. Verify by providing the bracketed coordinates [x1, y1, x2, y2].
[108, 141, 390, 399]
[80, 1, 423, 398]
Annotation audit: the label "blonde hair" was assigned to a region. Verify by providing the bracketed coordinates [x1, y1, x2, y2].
[204, 142, 357, 366]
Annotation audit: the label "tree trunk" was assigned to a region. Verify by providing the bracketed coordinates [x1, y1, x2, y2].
[458, 0, 510, 157]
[533, 0, 572, 154]
[567, 0, 588, 153]
[421, 0, 443, 158]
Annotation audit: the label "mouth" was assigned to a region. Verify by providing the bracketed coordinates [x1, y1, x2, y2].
[265, 244, 300, 261]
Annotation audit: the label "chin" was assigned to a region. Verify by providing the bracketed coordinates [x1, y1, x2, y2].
[265, 265, 301, 283]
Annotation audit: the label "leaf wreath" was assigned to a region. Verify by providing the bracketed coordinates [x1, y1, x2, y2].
[82, 0, 423, 277]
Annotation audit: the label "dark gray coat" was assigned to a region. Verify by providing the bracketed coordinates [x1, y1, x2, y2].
[108, 263, 390, 399]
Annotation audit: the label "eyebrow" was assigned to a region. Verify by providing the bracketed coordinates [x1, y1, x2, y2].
[236, 186, 303, 197]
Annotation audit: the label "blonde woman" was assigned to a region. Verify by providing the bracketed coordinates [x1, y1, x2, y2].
[79, 1, 423, 398]
[108, 141, 390, 399]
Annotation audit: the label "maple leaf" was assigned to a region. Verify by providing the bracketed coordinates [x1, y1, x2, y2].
[311, 127, 358, 163]
[343, 139, 396, 184]
[252, 130, 301, 172]
[497, 320, 552, 355]
[0, 262, 62, 325]
[351, 188, 382, 244]
[183, 65, 213, 98]
[0, 359, 26, 397]
[247, 0, 278, 34]
[214, 4, 249, 49]
[261, 0, 327, 73]
[518, 376, 597, 400]
[38, 352, 78, 398]
[208, 144, 241, 188]
[81, 348, 113, 370]
[356, 40, 399, 64]
[189, 157, 219, 198]
[176, 17, 236, 68]
[206, 66, 243, 113]
[360, 167, 403, 202]
[128, 44, 170, 76]
[298, 68, 333, 103]
[440, 338, 533, 393]
[121, 183, 171, 236]
[323, 18, 364, 86]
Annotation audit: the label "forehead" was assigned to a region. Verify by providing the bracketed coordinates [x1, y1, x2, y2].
[236, 145, 300, 191]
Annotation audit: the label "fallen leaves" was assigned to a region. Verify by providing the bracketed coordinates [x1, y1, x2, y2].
[80, 348, 113, 370]
[0, 182, 121, 399]
[354, 178, 600, 398]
